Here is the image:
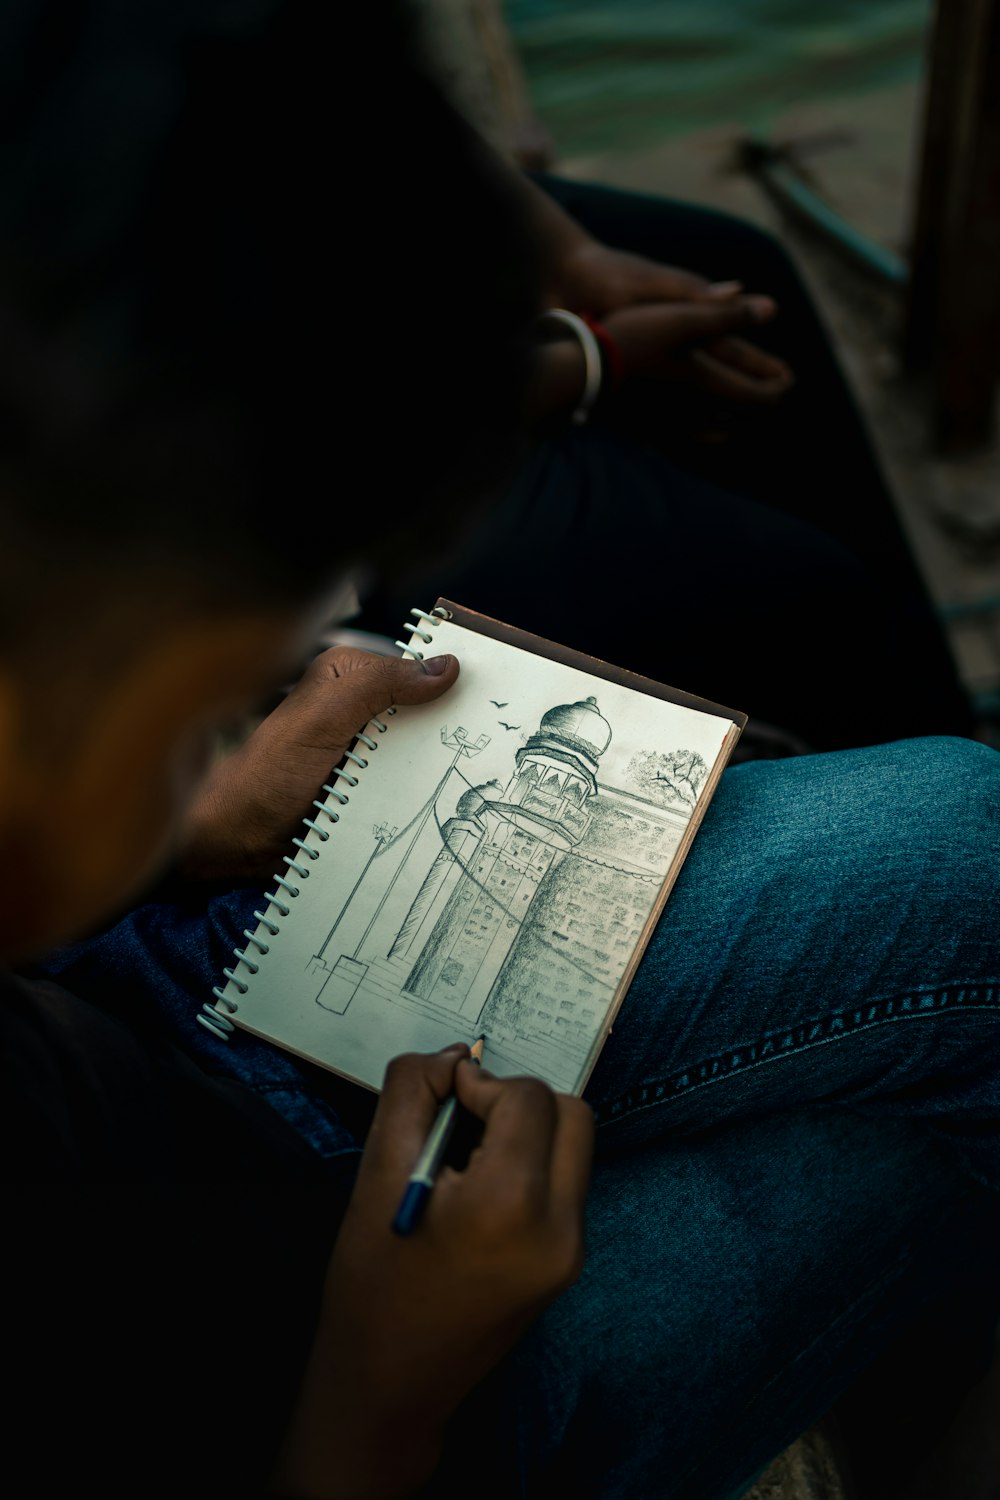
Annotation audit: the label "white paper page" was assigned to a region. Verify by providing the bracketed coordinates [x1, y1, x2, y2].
[214, 614, 734, 1093]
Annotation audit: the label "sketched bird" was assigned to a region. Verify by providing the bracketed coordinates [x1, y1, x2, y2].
[498, 721, 521, 732]
[489, 700, 509, 708]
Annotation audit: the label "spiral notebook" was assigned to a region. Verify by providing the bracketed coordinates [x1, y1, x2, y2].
[201, 600, 747, 1095]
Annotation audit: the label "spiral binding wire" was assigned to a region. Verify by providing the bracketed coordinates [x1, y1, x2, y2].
[394, 604, 449, 656]
[197, 605, 452, 1040]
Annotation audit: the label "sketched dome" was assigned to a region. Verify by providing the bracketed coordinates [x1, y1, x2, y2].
[539, 697, 612, 759]
[455, 781, 502, 818]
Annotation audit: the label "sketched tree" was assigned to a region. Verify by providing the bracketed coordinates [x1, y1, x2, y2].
[626, 748, 708, 810]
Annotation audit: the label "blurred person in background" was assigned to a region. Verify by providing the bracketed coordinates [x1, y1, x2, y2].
[356, 0, 976, 757]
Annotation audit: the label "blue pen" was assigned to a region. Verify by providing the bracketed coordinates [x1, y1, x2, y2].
[392, 1035, 486, 1236]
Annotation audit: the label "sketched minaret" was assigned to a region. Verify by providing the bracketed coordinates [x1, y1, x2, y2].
[395, 697, 612, 1023]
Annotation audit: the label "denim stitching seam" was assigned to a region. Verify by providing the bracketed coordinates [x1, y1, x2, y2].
[595, 983, 1000, 1126]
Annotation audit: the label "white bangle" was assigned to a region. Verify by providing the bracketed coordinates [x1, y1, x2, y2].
[538, 307, 603, 426]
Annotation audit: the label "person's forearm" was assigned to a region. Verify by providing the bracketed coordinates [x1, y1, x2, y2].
[468, 128, 594, 300]
[271, 1302, 454, 1500]
[273, 1366, 446, 1500]
[524, 336, 588, 432]
[512, 166, 592, 264]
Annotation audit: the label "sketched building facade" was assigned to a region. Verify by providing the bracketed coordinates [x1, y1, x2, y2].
[390, 697, 692, 1083]
[393, 697, 612, 1028]
[478, 785, 685, 1075]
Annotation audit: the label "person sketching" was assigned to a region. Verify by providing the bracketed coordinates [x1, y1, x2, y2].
[4, 6, 999, 1500]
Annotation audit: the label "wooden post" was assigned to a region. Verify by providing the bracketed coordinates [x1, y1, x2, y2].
[903, 0, 1000, 452]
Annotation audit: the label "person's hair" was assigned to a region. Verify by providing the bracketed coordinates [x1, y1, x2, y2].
[0, 0, 543, 657]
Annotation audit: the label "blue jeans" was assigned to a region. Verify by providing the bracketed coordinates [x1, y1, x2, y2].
[41, 736, 1000, 1497]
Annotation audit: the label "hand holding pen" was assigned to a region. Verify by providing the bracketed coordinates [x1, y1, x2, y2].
[393, 1035, 486, 1235]
[303, 1044, 595, 1496]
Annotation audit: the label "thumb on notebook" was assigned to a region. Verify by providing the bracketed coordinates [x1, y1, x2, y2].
[174, 645, 460, 885]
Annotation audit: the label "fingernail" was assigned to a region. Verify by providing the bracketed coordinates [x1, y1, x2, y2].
[705, 280, 743, 298]
[421, 654, 452, 676]
[747, 295, 776, 322]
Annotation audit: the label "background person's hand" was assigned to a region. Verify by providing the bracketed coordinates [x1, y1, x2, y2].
[275, 1043, 595, 1499]
[549, 236, 722, 313]
[600, 292, 793, 405]
[550, 239, 795, 407]
[175, 646, 460, 883]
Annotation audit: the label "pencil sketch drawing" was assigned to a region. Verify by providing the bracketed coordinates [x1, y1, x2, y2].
[305, 696, 699, 1092]
[625, 747, 708, 810]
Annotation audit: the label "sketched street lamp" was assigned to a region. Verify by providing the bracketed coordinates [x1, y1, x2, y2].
[354, 727, 490, 951]
[315, 822, 397, 961]
[443, 726, 491, 757]
[310, 726, 489, 1012]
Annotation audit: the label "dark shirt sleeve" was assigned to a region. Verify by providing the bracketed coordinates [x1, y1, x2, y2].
[1, 969, 357, 1500]
[29, 881, 376, 1154]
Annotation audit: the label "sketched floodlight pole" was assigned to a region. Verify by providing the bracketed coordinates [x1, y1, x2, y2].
[314, 725, 490, 970]
[316, 821, 397, 960]
[311, 728, 491, 1010]
[353, 726, 490, 958]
